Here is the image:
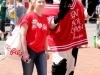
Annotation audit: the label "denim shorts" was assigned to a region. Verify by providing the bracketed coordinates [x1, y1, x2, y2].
[21, 46, 47, 75]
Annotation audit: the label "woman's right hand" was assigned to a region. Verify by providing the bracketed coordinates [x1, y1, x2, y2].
[22, 52, 31, 63]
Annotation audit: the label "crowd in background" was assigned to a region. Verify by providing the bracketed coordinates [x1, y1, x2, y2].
[0, 0, 26, 41]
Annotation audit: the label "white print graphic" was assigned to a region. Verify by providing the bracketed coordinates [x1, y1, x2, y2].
[32, 19, 37, 28]
[70, 9, 79, 19]
[71, 23, 83, 33]
[73, 34, 83, 39]
[37, 23, 42, 28]
[32, 19, 47, 30]
[70, 9, 84, 40]
[32, 19, 37, 24]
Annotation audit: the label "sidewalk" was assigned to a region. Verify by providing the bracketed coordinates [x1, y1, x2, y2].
[0, 46, 100, 75]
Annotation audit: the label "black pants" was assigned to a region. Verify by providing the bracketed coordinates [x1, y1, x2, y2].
[0, 21, 5, 32]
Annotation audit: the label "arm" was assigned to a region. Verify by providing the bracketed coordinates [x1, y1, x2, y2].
[9, 3, 19, 18]
[45, 37, 50, 60]
[53, 0, 72, 24]
[49, 18, 58, 30]
[49, 0, 72, 30]
[84, 8, 90, 21]
[9, 8, 14, 15]
[45, 37, 48, 52]
[20, 23, 30, 63]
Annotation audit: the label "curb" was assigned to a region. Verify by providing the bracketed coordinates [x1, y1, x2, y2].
[0, 53, 6, 61]
[0, 55, 6, 61]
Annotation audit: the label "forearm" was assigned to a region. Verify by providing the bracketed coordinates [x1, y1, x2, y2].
[84, 8, 90, 21]
[9, 5, 18, 15]
[20, 23, 28, 53]
[50, 18, 58, 30]
[21, 35, 28, 53]
[45, 37, 50, 60]
[45, 37, 50, 53]
[9, 8, 14, 14]
[50, 0, 71, 30]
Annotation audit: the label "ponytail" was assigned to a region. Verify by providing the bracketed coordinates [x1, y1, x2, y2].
[27, 1, 34, 13]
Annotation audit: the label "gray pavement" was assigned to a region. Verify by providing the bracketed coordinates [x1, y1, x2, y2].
[86, 22, 96, 46]
[0, 41, 5, 53]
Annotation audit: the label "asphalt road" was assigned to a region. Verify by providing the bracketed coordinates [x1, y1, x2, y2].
[0, 23, 96, 53]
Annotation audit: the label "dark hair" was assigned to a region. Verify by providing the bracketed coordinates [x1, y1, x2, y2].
[45, 0, 53, 4]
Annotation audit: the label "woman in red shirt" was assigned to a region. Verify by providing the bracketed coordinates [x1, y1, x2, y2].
[19, 0, 69, 74]
[19, 0, 49, 75]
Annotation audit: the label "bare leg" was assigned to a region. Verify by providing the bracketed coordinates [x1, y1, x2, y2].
[0, 30, 3, 37]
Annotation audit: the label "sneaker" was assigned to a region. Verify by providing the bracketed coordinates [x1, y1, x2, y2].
[3, 32, 8, 41]
[3, 37, 7, 41]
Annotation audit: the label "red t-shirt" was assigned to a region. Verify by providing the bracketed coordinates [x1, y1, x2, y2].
[19, 11, 49, 52]
[43, 0, 88, 52]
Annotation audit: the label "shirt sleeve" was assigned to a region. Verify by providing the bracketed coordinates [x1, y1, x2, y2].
[18, 13, 31, 27]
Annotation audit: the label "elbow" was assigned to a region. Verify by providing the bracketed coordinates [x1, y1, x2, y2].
[50, 18, 58, 30]
[50, 25, 56, 30]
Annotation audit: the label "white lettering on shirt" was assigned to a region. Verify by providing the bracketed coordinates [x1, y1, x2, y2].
[70, 9, 84, 40]
[32, 19, 47, 30]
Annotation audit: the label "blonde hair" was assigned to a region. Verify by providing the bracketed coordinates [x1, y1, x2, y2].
[27, 0, 36, 13]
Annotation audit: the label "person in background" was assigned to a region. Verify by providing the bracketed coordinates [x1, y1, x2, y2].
[97, 0, 100, 15]
[7, 0, 15, 32]
[81, 0, 99, 48]
[7, 0, 26, 32]
[0, 0, 8, 40]
[96, 14, 100, 48]
[12, 0, 26, 22]
[42, 0, 99, 75]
